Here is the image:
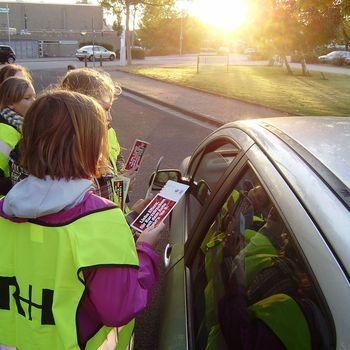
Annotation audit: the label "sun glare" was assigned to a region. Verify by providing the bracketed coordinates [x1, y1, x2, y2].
[189, 0, 247, 31]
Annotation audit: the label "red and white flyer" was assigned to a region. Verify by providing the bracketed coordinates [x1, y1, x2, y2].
[125, 139, 150, 172]
[131, 180, 189, 233]
[113, 175, 130, 212]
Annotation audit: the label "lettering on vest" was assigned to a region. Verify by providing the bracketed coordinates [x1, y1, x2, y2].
[0, 276, 55, 325]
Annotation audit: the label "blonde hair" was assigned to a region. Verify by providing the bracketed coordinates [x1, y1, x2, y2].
[0, 64, 32, 85]
[21, 90, 108, 180]
[0, 77, 33, 110]
[60, 68, 121, 102]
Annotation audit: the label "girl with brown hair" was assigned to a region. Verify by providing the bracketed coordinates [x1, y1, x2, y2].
[0, 77, 35, 195]
[59, 68, 134, 205]
[0, 64, 32, 85]
[0, 90, 162, 349]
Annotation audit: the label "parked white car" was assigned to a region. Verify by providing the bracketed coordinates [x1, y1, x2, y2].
[318, 50, 350, 63]
[75, 45, 116, 61]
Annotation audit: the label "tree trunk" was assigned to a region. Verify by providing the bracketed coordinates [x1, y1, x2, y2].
[300, 57, 309, 76]
[282, 55, 293, 75]
[126, 0, 132, 65]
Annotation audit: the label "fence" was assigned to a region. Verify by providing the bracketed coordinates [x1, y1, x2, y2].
[196, 54, 229, 73]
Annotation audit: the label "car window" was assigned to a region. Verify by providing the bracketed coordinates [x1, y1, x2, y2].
[188, 139, 240, 231]
[189, 166, 333, 350]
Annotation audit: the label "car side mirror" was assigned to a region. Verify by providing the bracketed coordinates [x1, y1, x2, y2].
[149, 169, 182, 191]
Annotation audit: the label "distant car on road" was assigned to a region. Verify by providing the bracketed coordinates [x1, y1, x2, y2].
[318, 50, 350, 64]
[152, 117, 350, 350]
[75, 45, 116, 62]
[0, 45, 16, 64]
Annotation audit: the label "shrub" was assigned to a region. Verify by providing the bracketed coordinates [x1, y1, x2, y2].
[250, 52, 269, 60]
[332, 57, 346, 66]
[291, 54, 318, 64]
[115, 48, 146, 60]
[131, 47, 145, 59]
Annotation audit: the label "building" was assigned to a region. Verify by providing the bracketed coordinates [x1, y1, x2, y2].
[0, 1, 119, 58]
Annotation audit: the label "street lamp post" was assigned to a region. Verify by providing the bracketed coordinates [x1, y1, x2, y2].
[92, 17, 96, 68]
[24, 13, 28, 31]
[179, 11, 183, 56]
[120, 25, 126, 66]
[178, 0, 189, 56]
[6, 4, 10, 45]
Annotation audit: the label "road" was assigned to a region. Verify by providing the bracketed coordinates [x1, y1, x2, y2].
[31, 68, 213, 349]
[19, 55, 350, 75]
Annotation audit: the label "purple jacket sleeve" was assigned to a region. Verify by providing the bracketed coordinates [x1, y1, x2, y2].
[82, 242, 161, 327]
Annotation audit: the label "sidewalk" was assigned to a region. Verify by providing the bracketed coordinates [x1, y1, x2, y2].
[106, 69, 288, 126]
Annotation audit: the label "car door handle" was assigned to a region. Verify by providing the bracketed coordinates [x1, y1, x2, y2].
[164, 243, 172, 268]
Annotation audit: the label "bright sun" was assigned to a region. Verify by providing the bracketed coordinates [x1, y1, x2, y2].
[188, 0, 247, 31]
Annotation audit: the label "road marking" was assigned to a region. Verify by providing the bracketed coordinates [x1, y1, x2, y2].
[122, 91, 216, 131]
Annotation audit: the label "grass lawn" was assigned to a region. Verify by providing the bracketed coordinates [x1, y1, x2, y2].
[122, 65, 350, 116]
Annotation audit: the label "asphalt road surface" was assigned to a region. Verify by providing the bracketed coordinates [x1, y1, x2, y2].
[19, 55, 350, 75]
[31, 68, 212, 349]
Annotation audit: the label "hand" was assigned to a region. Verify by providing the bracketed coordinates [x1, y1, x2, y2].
[131, 193, 153, 214]
[137, 223, 165, 248]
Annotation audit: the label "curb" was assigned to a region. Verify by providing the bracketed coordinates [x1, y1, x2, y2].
[115, 68, 297, 117]
[122, 86, 224, 128]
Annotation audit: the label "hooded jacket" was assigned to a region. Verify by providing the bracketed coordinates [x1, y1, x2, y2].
[0, 176, 160, 347]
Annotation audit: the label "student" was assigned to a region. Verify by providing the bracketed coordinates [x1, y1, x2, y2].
[0, 77, 35, 195]
[0, 64, 32, 84]
[59, 68, 132, 205]
[0, 90, 163, 349]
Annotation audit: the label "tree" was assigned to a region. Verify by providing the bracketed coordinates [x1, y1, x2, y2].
[99, 0, 173, 64]
[247, 0, 343, 75]
[138, 0, 207, 55]
[336, 0, 350, 49]
[112, 8, 123, 35]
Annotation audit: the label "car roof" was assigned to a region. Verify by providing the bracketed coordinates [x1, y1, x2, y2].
[259, 117, 350, 189]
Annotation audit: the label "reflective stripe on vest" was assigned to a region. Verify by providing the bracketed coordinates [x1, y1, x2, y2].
[0, 206, 138, 350]
[250, 293, 312, 350]
[0, 124, 20, 176]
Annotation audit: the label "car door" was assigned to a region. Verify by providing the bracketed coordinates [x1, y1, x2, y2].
[92, 46, 101, 58]
[158, 126, 254, 349]
[101, 48, 109, 59]
[182, 143, 342, 349]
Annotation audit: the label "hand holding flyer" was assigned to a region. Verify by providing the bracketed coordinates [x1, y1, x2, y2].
[131, 180, 189, 233]
[125, 139, 150, 172]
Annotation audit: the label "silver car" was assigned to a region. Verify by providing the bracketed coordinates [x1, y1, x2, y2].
[75, 45, 116, 61]
[154, 117, 350, 349]
[318, 50, 350, 63]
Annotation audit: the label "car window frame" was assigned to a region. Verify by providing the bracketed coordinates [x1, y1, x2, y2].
[185, 136, 244, 237]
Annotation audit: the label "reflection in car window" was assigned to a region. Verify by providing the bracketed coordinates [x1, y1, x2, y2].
[190, 166, 333, 350]
[189, 140, 239, 231]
